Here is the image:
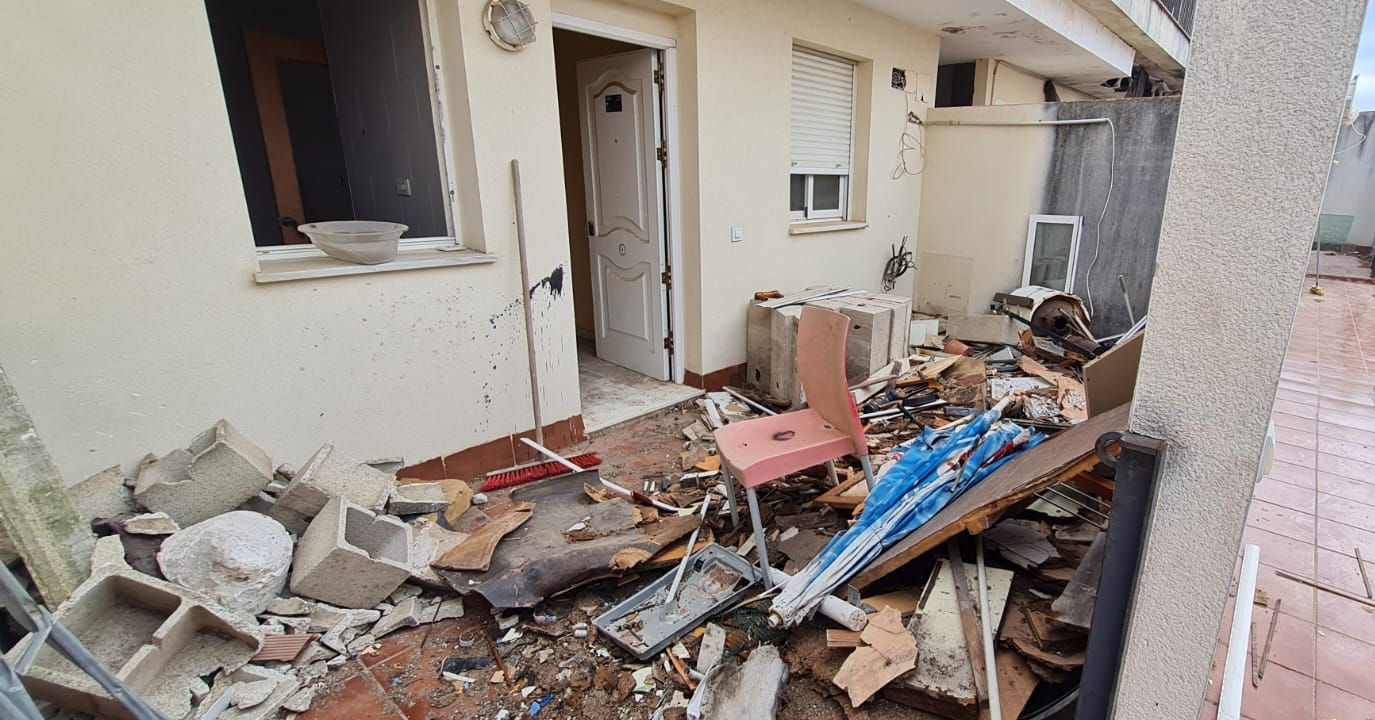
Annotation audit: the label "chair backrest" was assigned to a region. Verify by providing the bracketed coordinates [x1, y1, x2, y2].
[797, 305, 867, 456]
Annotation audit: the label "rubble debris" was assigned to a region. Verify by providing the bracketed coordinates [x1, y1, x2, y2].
[388, 481, 450, 515]
[885, 561, 1014, 718]
[431, 501, 534, 572]
[134, 419, 273, 527]
[265, 596, 314, 616]
[983, 519, 1060, 570]
[251, 634, 318, 662]
[122, 511, 180, 535]
[695, 623, 727, 673]
[270, 442, 393, 534]
[832, 607, 918, 707]
[4, 536, 263, 719]
[373, 595, 437, 637]
[232, 678, 277, 709]
[290, 496, 412, 609]
[407, 518, 470, 587]
[71, 465, 138, 521]
[282, 686, 315, 713]
[1051, 530, 1105, 629]
[158, 510, 293, 615]
[200, 664, 299, 720]
[437, 473, 698, 608]
[694, 643, 787, 720]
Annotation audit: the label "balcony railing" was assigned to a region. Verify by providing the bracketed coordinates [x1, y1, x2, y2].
[1155, 0, 1197, 34]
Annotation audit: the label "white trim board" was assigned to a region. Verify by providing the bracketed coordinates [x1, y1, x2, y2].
[1023, 214, 1083, 291]
[550, 12, 676, 49]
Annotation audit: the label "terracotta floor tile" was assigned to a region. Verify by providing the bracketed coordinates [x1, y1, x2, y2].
[1315, 594, 1375, 646]
[1268, 460, 1318, 489]
[1320, 409, 1375, 434]
[1316, 681, 1375, 720]
[1316, 630, 1375, 701]
[1316, 546, 1375, 596]
[1317, 452, 1375, 483]
[1279, 399, 1321, 420]
[1275, 423, 1319, 450]
[1276, 442, 1318, 468]
[299, 665, 405, 720]
[1240, 660, 1316, 719]
[1256, 563, 1318, 622]
[1320, 437, 1375, 465]
[1254, 477, 1317, 513]
[1319, 421, 1375, 446]
[1318, 493, 1375, 529]
[1319, 472, 1375, 507]
[1243, 525, 1317, 576]
[1247, 499, 1318, 545]
[1317, 518, 1375, 560]
[1275, 412, 1319, 434]
[1322, 397, 1375, 416]
[1250, 605, 1317, 677]
[1277, 388, 1320, 406]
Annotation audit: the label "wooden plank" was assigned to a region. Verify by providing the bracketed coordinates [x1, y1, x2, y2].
[430, 502, 533, 572]
[854, 403, 1129, 589]
[1051, 531, 1105, 629]
[1273, 569, 1375, 608]
[1083, 333, 1144, 417]
[945, 541, 988, 704]
[826, 629, 863, 648]
[860, 589, 921, 616]
[815, 471, 868, 510]
[994, 648, 1040, 720]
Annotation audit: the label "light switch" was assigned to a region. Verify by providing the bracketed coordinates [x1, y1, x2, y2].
[731, 227, 744, 242]
[395, 178, 413, 197]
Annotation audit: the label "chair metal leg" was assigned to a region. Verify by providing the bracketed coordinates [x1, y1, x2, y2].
[721, 466, 741, 527]
[825, 460, 839, 487]
[745, 486, 773, 589]
[859, 453, 877, 490]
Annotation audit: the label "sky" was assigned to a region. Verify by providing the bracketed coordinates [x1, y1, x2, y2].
[1354, 2, 1375, 109]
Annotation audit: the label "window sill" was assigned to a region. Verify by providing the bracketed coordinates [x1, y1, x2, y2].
[788, 220, 869, 236]
[253, 241, 496, 284]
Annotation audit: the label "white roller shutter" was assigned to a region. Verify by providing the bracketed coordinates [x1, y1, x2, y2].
[791, 46, 854, 174]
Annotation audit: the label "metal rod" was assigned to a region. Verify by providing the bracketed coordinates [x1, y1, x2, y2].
[1042, 486, 1111, 520]
[1254, 597, 1281, 685]
[746, 487, 773, 589]
[975, 537, 1002, 720]
[1357, 547, 1372, 599]
[520, 438, 684, 513]
[1219, 544, 1261, 719]
[511, 159, 544, 446]
[1117, 274, 1137, 325]
[924, 118, 1113, 127]
[722, 386, 777, 416]
[1031, 492, 1108, 529]
[664, 496, 712, 604]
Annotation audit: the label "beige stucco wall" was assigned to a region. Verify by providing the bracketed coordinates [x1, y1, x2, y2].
[0, 0, 581, 481]
[973, 59, 1095, 106]
[913, 104, 1056, 316]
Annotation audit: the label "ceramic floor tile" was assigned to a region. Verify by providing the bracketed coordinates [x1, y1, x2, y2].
[1274, 412, 1319, 434]
[1315, 594, 1375, 646]
[1243, 525, 1316, 576]
[1278, 399, 1320, 420]
[1267, 460, 1317, 489]
[1318, 472, 1375, 507]
[1250, 605, 1317, 677]
[1255, 563, 1318, 622]
[1276, 388, 1320, 406]
[1316, 517, 1375, 560]
[1316, 682, 1375, 720]
[1316, 630, 1375, 701]
[298, 665, 406, 720]
[1247, 499, 1318, 545]
[1319, 421, 1375, 446]
[1240, 660, 1316, 719]
[1274, 423, 1318, 450]
[1318, 493, 1375, 529]
[1316, 546, 1375, 596]
[1320, 437, 1375, 465]
[1317, 452, 1375, 483]
[1253, 477, 1316, 514]
[1275, 442, 1318, 468]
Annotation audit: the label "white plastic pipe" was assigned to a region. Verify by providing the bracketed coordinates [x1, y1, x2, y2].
[976, 537, 1002, 720]
[1218, 544, 1262, 719]
[766, 567, 868, 631]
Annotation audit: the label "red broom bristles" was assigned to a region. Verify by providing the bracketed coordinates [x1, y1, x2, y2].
[480, 453, 602, 491]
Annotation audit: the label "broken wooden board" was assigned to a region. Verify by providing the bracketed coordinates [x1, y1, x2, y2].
[814, 471, 869, 510]
[1083, 332, 1143, 417]
[833, 607, 917, 707]
[853, 403, 1129, 589]
[983, 519, 1060, 570]
[1019, 356, 1087, 422]
[994, 648, 1040, 720]
[883, 560, 1014, 720]
[430, 502, 533, 572]
[860, 590, 921, 617]
[777, 528, 830, 574]
[1001, 591, 1087, 677]
[826, 629, 863, 648]
[1051, 530, 1105, 629]
[436, 472, 698, 607]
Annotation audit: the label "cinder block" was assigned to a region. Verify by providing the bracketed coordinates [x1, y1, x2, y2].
[270, 443, 394, 535]
[134, 420, 273, 526]
[5, 537, 262, 720]
[290, 497, 411, 609]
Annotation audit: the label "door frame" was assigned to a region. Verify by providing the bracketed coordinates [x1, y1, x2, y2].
[552, 13, 686, 384]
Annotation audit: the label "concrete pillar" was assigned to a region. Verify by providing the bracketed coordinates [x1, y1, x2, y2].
[0, 365, 94, 604]
[1112, 0, 1367, 718]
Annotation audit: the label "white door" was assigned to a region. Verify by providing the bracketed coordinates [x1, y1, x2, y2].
[576, 50, 670, 381]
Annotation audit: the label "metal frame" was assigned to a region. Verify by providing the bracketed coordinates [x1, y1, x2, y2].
[1023, 214, 1083, 291]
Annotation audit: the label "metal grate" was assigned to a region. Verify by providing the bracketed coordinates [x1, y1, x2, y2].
[1155, 0, 1197, 35]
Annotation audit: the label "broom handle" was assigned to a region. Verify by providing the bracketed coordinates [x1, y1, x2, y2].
[519, 438, 684, 513]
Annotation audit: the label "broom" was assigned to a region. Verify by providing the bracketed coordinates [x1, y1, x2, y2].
[480, 453, 602, 491]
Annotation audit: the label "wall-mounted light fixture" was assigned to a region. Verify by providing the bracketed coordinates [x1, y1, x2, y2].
[484, 0, 537, 52]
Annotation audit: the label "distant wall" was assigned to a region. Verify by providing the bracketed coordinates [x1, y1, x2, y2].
[319, 0, 447, 238]
[1318, 110, 1375, 249]
[915, 97, 1179, 336]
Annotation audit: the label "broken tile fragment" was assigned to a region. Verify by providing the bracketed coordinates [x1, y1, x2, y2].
[123, 511, 180, 535]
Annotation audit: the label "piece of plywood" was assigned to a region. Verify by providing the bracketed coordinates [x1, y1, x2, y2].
[815, 471, 869, 510]
[854, 403, 1129, 589]
[1083, 333, 1144, 417]
[995, 648, 1040, 720]
[1051, 530, 1105, 629]
[861, 590, 922, 617]
[884, 560, 1015, 719]
[430, 502, 533, 572]
[833, 607, 918, 707]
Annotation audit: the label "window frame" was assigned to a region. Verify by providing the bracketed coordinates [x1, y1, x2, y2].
[1023, 214, 1083, 291]
[251, 0, 462, 262]
[789, 45, 857, 225]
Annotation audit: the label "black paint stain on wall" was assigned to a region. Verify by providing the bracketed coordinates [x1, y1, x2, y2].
[530, 265, 565, 299]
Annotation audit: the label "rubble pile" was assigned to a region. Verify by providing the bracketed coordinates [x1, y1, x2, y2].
[0, 286, 1138, 720]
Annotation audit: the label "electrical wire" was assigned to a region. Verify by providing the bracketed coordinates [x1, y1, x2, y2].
[1333, 123, 1367, 156]
[1079, 117, 1117, 318]
[891, 89, 927, 179]
[882, 236, 914, 291]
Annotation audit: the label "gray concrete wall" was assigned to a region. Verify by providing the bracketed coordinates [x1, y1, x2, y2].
[1319, 111, 1375, 249]
[1046, 97, 1180, 334]
[1112, 0, 1366, 717]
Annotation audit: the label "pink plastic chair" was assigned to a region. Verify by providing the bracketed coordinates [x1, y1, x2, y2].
[714, 306, 876, 588]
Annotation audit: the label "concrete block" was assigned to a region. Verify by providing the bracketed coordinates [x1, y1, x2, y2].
[71, 466, 137, 522]
[270, 443, 394, 535]
[387, 482, 449, 515]
[945, 314, 1023, 345]
[134, 420, 273, 527]
[4, 537, 262, 720]
[158, 511, 293, 616]
[290, 497, 411, 609]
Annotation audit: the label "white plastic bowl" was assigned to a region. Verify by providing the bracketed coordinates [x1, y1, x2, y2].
[298, 221, 408, 265]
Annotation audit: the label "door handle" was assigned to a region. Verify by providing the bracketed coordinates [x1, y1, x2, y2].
[280, 217, 300, 229]
[588, 221, 595, 237]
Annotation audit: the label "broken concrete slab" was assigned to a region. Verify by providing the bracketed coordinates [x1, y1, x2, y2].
[407, 517, 470, 589]
[201, 663, 299, 720]
[264, 596, 314, 616]
[695, 643, 787, 720]
[122, 512, 179, 535]
[433, 597, 464, 621]
[304, 602, 380, 633]
[372, 596, 436, 638]
[282, 686, 315, 713]
[158, 511, 293, 616]
[270, 443, 394, 534]
[4, 535, 263, 719]
[290, 496, 411, 609]
[71, 465, 137, 522]
[134, 420, 273, 527]
[233, 678, 277, 709]
[388, 481, 449, 515]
